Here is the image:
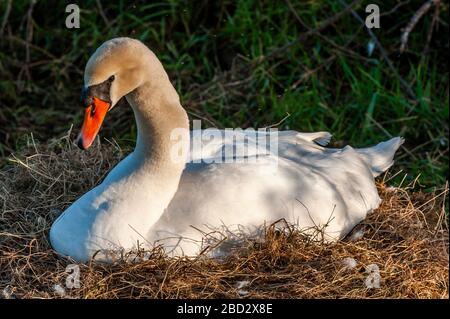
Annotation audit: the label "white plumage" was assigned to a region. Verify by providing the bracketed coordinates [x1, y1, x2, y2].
[49, 38, 403, 262]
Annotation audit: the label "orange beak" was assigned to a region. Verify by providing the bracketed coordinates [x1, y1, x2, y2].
[76, 96, 110, 150]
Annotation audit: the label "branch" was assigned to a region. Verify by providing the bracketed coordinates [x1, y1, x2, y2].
[400, 0, 438, 53]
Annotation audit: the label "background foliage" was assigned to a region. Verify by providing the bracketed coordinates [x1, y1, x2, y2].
[0, 0, 448, 189]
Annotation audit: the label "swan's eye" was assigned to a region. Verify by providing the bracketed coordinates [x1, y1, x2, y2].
[81, 77, 113, 108]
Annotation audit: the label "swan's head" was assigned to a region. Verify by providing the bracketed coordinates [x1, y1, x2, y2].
[77, 37, 153, 150]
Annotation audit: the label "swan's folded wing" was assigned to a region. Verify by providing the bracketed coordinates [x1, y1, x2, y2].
[187, 129, 333, 163]
[295, 131, 332, 146]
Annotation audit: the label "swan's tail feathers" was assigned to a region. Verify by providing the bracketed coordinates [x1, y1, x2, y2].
[357, 137, 404, 177]
[296, 131, 333, 146]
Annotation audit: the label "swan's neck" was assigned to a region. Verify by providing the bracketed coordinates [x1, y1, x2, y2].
[118, 77, 189, 225]
[127, 78, 189, 161]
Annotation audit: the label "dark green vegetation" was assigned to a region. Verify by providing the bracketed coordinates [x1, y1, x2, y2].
[0, 0, 448, 189]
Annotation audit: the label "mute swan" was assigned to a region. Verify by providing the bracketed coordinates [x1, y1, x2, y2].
[49, 37, 403, 262]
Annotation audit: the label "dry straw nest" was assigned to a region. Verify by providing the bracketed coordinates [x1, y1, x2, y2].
[0, 135, 448, 299]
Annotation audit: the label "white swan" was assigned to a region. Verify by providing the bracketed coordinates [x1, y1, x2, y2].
[49, 37, 403, 262]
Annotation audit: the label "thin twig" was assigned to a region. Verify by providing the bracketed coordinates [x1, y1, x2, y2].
[3, 35, 57, 59]
[0, 0, 12, 37]
[284, 0, 311, 31]
[264, 112, 291, 129]
[96, 0, 111, 28]
[400, 0, 438, 53]
[18, 0, 37, 83]
[380, 0, 411, 17]
[422, 0, 441, 58]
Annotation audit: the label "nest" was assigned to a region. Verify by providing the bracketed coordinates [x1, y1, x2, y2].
[0, 135, 448, 299]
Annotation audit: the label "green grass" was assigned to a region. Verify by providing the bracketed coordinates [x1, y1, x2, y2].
[0, 0, 448, 189]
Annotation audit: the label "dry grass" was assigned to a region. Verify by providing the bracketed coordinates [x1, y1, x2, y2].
[0, 135, 448, 299]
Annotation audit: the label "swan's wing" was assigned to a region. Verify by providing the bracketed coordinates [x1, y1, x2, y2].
[188, 129, 333, 162]
[295, 131, 332, 146]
